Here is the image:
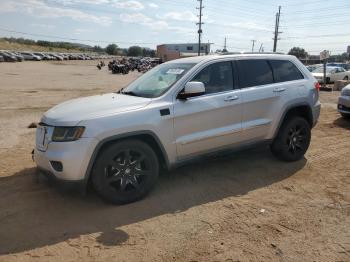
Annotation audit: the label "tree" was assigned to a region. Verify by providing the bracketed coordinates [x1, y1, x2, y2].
[93, 45, 104, 53]
[128, 46, 142, 57]
[141, 47, 156, 57]
[288, 47, 308, 59]
[118, 48, 128, 56]
[105, 44, 119, 55]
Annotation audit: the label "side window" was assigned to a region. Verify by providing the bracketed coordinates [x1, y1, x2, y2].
[237, 59, 273, 88]
[270, 60, 304, 82]
[191, 61, 234, 94]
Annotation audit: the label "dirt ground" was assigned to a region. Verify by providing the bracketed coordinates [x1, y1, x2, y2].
[0, 60, 349, 262]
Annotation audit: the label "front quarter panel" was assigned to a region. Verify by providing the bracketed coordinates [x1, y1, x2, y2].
[80, 100, 177, 165]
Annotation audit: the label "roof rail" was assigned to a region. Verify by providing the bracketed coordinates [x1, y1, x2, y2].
[219, 52, 285, 55]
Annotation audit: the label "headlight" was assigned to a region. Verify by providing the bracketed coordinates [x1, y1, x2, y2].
[52, 126, 85, 142]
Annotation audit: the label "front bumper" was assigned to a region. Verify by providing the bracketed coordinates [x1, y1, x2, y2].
[338, 95, 350, 114]
[33, 137, 98, 182]
[37, 168, 86, 192]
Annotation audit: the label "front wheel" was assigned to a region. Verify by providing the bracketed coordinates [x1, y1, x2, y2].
[343, 76, 349, 80]
[92, 140, 159, 204]
[341, 113, 350, 119]
[271, 117, 311, 162]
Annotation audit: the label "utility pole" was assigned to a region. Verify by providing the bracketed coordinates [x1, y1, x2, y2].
[258, 43, 263, 53]
[223, 37, 227, 52]
[196, 0, 204, 56]
[251, 40, 256, 52]
[273, 6, 281, 52]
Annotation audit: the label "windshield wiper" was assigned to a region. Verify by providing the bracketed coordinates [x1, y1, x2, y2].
[120, 90, 140, 97]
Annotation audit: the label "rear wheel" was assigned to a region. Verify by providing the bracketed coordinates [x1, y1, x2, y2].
[271, 117, 311, 162]
[343, 76, 349, 80]
[92, 140, 159, 204]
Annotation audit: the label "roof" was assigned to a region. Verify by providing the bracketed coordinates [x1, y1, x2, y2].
[158, 43, 212, 47]
[169, 53, 294, 64]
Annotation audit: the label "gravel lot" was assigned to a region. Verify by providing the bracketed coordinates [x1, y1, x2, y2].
[0, 60, 349, 262]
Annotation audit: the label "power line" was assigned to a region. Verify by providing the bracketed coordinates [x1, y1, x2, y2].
[0, 27, 158, 45]
[285, 33, 350, 39]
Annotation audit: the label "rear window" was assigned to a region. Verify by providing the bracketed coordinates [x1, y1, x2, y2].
[237, 59, 274, 88]
[270, 60, 304, 82]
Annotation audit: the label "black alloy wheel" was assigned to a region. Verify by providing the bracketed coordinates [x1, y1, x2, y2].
[92, 140, 159, 204]
[271, 117, 311, 162]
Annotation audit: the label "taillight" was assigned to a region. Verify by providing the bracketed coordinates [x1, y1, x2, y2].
[314, 82, 320, 91]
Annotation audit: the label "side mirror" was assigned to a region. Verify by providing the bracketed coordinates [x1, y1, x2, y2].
[177, 81, 205, 100]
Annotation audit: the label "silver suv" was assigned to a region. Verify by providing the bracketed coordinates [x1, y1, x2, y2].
[34, 54, 321, 204]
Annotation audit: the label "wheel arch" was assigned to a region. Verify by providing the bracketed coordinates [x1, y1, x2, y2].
[82, 131, 170, 191]
[274, 103, 313, 138]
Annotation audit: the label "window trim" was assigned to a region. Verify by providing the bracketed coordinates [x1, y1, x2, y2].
[268, 59, 305, 83]
[235, 58, 306, 89]
[178, 60, 236, 98]
[236, 59, 275, 89]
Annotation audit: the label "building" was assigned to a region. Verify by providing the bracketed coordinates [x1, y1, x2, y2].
[157, 43, 211, 62]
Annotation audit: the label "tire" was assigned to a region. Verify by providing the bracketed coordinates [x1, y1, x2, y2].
[343, 76, 349, 80]
[341, 113, 350, 119]
[92, 139, 159, 204]
[271, 117, 311, 162]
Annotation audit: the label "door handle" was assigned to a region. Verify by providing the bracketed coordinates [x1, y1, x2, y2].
[273, 87, 286, 92]
[224, 95, 239, 101]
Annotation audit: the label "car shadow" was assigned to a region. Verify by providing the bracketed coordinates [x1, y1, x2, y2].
[333, 116, 350, 130]
[0, 146, 306, 255]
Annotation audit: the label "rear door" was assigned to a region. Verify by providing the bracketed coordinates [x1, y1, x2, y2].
[337, 67, 347, 80]
[173, 61, 242, 159]
[236, 59, 279, 142]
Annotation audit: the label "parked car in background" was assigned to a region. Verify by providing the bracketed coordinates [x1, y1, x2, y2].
[44, 53, 56, 60]
[338, 84, 350, 119]
[306, 64, 322, 72]
[34, 53, 321, 204]
[10, 52, 24, 62]
[49, 53, 64, 61]
[312, 66, 350, 83]
[328, 63, 350, 71]
[62, 54, 69, 60]
[34, 52, 49, 60]
[0, 51, 17, 62]
[20, 52, 41, 61]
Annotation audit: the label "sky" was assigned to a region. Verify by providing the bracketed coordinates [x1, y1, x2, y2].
[0, 0, 349, 55]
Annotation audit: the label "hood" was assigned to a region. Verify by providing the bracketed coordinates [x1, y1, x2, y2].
[42, 93, 152, 126]
[343, 84, 350, 90]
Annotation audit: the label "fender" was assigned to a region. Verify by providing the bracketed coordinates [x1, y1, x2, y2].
[82, 130, 170, 191]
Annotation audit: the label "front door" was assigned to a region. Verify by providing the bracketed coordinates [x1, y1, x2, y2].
[173, 61, 242, 159]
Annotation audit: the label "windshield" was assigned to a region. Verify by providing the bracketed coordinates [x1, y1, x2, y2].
[121, 62, 195, 98]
